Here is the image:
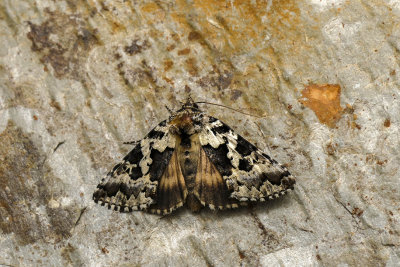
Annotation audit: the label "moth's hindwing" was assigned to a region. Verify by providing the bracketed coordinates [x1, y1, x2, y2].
[93, 120, 185, 213]
[149, 149, 188, 214]
[198, 116, 296, 203]
[193, 147, 240, 210]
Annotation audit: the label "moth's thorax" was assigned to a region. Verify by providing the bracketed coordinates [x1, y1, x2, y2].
[168, 109, 203, 134]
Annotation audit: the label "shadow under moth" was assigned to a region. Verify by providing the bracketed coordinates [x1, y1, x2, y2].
[93, 98, 295, 215]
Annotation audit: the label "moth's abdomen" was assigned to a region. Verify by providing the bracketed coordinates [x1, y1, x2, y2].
[177, 133, 200, 192]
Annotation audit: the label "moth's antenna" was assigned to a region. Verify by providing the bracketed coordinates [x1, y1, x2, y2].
[195, 101, 266, 118]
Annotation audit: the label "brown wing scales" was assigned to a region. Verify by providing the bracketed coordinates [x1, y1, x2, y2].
[194, 148, 237, 210]
[149, 150, 187, 214]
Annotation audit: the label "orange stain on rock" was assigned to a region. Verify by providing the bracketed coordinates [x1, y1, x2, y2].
[191, 0, 267, 50]
[164, 59, 174, 71]
[141, 2, 166, 22]
[300, 84, 343, 128]
[178, 48, 191, 55]
[185, 57, 199, 76]
[384, 118, 391, 127]
[170, 0, 301, 56]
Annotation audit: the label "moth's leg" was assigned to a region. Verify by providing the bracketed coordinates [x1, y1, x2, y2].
[122, 140, 140, 145]
[165, 105, 173, 114]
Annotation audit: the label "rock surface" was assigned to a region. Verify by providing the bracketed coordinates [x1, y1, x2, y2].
[0, 0, 399, 266]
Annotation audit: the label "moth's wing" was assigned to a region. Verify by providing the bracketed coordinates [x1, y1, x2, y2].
[193, 147, 240, 210]
[93, 120, 187, 213]
[198, 116, 295, 204]
[148, 149, 188, 215]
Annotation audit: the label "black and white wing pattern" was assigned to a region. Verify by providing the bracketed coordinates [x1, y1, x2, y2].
[93, 120, 187, 213]
[93, 98, 296, 215]
[198, 116, 295, 204]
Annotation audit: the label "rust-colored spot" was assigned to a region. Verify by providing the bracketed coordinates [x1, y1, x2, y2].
[352, 121, 361, 130]
[141, 2, 165, 22]
[33, 115, 38, 120]
[299, 84, 343, 128]
[171, 33, 180, 42]
[50, 100, 61, 111]
[185, 58, 198, 76]
[384, 118, 391, 127]
[164, 60, 173, 71]
[188, 31, 201, 41]
[178, 48, 191, 55]
[238, 250, 246, 260]
[111, 21, 126, 33]
[376, 159, 387, 166]
[166, 44, 176, 51]
[390, 70, 396, 76]
[141, 2, 160, 13]
[351, 207, 364, 217]
[345, 103, 354, 112]
[287, 104, 293, 110]
[162, 76, 174, 85]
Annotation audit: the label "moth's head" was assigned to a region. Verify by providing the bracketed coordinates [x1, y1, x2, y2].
[179, 96, 200, 112]
[170, 97, 201, 115]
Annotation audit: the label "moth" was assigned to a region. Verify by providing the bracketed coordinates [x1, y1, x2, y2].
[93, 98, 295, 214]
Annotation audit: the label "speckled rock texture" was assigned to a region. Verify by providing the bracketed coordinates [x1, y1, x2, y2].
[0, 1, 399, 266]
